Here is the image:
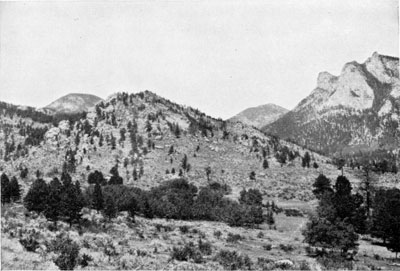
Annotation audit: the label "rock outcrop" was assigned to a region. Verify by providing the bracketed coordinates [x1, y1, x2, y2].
[264, 52, 400, 154]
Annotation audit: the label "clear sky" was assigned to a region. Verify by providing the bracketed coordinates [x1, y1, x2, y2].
[0, 0, 398, 119]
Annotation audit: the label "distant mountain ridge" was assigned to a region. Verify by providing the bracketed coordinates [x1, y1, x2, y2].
[230, 103, 288, 128]
[264, 52, 400, 155]
[44, 93, 103, 114]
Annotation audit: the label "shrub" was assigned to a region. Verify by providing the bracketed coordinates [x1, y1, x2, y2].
[198, 239, 212, 255]
[279, 243, 295, 252]
[179, 225, 190, 234]
[52, 236, 80, 270]
[171, 242, 203, 263]
[316, 254, 353, 270]
[263, 244, 272, 251]
[214, 249, 253, 270]
[79, 253, 93, 268]
[214, 230, 222, 239]
[284, 208, 304, 217]
[227, 233, 243, 243]
[19, 232, 40, 252]
[257, 231, 264, 238]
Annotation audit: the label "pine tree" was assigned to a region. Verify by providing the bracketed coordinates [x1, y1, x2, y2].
[45, 177, 63, 226]
[181, 154, 188, 172]
[262, 159, 269, 169]
[24, 178, 49, 213]
[304, 152, 311, 168]
[205, 167, 211, 182]
[61, 174, 84, 227]
[104, 196, 117, 221]
[312, 174, 333, 199]
[92, 182, 104, 212]
[9, 176, 21, 202]
[1, 173, 11, 204]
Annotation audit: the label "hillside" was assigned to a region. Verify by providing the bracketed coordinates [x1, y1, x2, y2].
[229, 104, 288, 128]
[264, 52, 400, 156]
[0, 90, 350, 201]
[44, 93, 103, 114]
[2, 90, 400, 271]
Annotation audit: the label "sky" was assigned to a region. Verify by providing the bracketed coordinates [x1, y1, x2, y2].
[0, 0, 398, 119]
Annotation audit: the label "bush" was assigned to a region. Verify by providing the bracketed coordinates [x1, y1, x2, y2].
[227, 233, 243, 243]
[214, 249, 253, 270]
[79, 253, 93, 268]
[171, 242, 203, 263]
[257, 231, 264, 238]
[19, 232, 40, 252]
[214, 230, 222, 239]
[284, 208, 304, 217]
[179, 225, 190, 234]
[316, 254, 353, 270]
[279, 243, 295, 252]
[263, 244, 272, 251]
[198, 239, 212, 255]
[52, 236, 80, 270]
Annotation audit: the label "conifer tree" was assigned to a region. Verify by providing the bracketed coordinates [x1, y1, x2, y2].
[1, 173, 11, 204]
[104, 196, 117, 221]
[262, 159, 269, 169]
[9, 176, 21, 202]
[45, 177, 63, 226]
[92, 182, 104, 212]
[24, 178, 49, 213]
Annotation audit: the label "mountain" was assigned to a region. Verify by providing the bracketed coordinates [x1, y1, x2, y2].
[229, 104, 288, 128]
[44, 93, 103, 114]
[0, 90, 346, 202]
[264, 52, 400, 155]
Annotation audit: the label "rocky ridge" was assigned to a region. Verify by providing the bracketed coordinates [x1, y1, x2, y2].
[44, 93, 103, 114]
[230, 104, 288, 128]
[264, 52, 400, 155]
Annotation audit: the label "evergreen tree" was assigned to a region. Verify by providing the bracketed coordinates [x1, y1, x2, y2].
[249, 171, 256, 180]
[133, 168, 138, 180]
[88, 170, 106, 185]
[181, 154, 188, 172]
[262, 159, 269, 169]
[9, 176, 21, 202]
[61, 174, 84, 227]
[205, 166, 211, 182]
[92, 182, 104, 212]
[45, 177, 63, 226]
[109, 165, 123, 185]
[1, 173, 11, 204]
[103, 196, 117, 221]
[145, 120, 152, 132]
[312, 174, 333, 199]
[304, 152, 311, 168]
[24, 178, 49, 213]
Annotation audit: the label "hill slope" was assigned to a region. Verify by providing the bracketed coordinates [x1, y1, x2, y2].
[44, 93, 103, 114]
[0, 90, 349, 201]
[230, 104, 288, 128]
[264, 52, 400, 155]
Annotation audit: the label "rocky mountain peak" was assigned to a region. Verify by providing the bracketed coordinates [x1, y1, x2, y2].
[44, 93, 103, 114]
[230, 103, 288, 128]
[265, 52, 400, 154]
[365, 52, 399, 84]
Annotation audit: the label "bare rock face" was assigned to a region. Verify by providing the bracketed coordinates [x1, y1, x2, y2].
[230, 104, 289, 128]
[365, 52, 399, 84]
[265, 52, 400, 154]
[44, 93, 103, 114]
[324, 62, 375, 110]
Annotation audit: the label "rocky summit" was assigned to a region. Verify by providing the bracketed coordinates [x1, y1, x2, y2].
[264, 52, 400, 155]
[229, 104, 288, 128]
[44, 93, 103, 114]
